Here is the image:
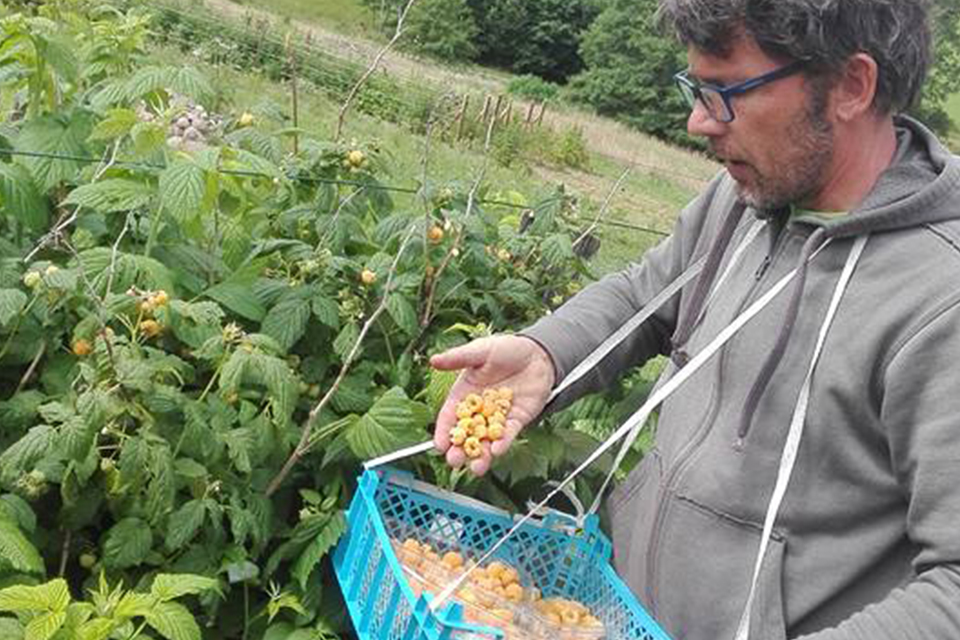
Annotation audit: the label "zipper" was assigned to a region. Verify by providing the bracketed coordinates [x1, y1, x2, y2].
[644, 227, 795, 612]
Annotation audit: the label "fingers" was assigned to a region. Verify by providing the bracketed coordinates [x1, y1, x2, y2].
[490, 418, 523, 457]
[429, 340, 491, 372]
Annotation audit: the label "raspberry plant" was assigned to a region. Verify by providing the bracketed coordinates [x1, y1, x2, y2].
[0, 2, 637, 638]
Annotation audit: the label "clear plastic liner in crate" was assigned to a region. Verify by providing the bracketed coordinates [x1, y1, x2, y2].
[334, 466, 671, 640]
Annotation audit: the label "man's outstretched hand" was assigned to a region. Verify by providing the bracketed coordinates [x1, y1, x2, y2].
[430, 335, 555, 476]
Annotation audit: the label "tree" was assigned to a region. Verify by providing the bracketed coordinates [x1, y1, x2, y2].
[403, 0, 479, 63]
[912, 0, 960, 135]
[565, 0, 695, 147]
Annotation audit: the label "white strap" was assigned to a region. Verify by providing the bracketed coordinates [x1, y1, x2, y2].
[588, 219, 767, 514]
[365, 219, 767, 472]
[733, 234, 868, 640]
[427, 241, 826, 614]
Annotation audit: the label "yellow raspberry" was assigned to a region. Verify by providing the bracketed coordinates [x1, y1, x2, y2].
[463, 437, 482, 459]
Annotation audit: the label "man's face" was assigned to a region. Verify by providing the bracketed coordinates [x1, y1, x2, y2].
[686, 37, 835, 211]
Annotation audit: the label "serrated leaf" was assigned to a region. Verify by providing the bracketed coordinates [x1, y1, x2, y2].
[311, 294, 339, 329]
[88, 108, 138, 141]
[541, 233, 575, 265]
[386, 293, 418, 335]
[0, 289, 28, 326]
[291, 511, 346, 591]
[0, 520, 44, 574]
[24, 610, 65, 640]
[165, 500, 205, 551]
[499, 278, 537, 307]
[75, 617, 115, 640]
[260, 298, 310, 352]
[15, 112, 92, 190]
[423, 369, 457, 415]
[222, 428, 253, 474]
[0, 579, 69, 613]
[159, 160, 207, 224]
[150, 574, 219, 603]
[0, 426, 54, 485]
[102, 518, 152, 570]
[345, 388, 429, 459]
[144, 601, 201, 640]
[0, 162, 49, 231]
[0, 495, 36, 534]
[62, 179, 154, 213]
[332, 322, 360, 362]
[113, 592, 154, 619]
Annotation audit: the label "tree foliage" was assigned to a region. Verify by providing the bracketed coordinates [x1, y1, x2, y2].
[403, 0, 478, 63]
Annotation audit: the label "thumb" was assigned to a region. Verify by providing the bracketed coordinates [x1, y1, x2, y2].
[429, 339, 491, 371]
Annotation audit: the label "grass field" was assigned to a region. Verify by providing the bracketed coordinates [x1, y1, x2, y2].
[945, 91, 960, 151]
[228, 0, 378, 38]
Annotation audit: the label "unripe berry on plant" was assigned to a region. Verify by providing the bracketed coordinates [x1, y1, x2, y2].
[23, 272, 41, 289]
[72, 339, 93, 357]
[238, 112, 255, 127]
[152, 290, 169, 306]
[139, 319, 162, 338]
[347, 150, 365, 168]
[45, 264, 59, 276]
[360, 269, 377, 286]
[79, 553, 97, 570]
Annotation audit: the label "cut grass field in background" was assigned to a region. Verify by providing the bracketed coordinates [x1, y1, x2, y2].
[228, 0, 378, 38]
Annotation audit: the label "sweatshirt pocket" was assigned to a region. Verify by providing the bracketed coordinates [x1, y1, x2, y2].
[653, 495, 787, 640]
[609, 449, 662, 597]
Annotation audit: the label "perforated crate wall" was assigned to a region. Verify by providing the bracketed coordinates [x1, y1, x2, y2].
[334, 467, 671, 640]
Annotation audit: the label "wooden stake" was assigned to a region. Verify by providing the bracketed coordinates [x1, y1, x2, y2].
[286, 33, 300, 156]
[536, 101, 547, 126]
[478, 95, 492, 125]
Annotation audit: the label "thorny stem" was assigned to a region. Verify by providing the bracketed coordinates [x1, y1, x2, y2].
[265, 228, 419, 497]
[573, 166, 632, 251]
[334, 0, 419, 142]
[15, 341, 46, 394]
[317, 186, 365, 250]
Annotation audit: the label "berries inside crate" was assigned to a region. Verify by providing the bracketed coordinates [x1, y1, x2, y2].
[333, 466, 672, 640]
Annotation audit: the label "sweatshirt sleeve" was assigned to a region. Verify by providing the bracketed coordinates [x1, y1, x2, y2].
[521, 173, 729, 409]
[797, 296, 960, 640]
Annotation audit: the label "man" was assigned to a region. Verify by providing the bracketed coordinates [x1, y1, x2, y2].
[431, 0, 960, 638]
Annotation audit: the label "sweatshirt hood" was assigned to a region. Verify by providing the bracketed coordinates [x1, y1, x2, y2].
[814, 115, 960, 239]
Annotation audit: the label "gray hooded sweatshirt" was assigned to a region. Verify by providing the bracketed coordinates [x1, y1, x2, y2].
[523, 116, 960, 640]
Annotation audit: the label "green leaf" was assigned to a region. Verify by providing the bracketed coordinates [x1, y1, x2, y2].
[311, 294, 340, 330]
[144, 601, 202, 640]
[15, 112, 93, 190]
[102, 518, 152, 570]
[0, 426, 55, 485]
[332, 322, 360, 362]
[150, 574, 219, 602]
[0, 519, 44, 574]
[222, 428, 253, 474]
[0, 163, 48, 231]
[0, 495, 36, 533]
[499, 278, 537, 307]
[541, 233, 575, 265]
[159, 160, 208, 225]
[24, 610, 65, 640]
[260, 298, 311, 352]
[423, 368, 457, 416]
[386, 293, 418, 335]
[0, 618, 23, 640]
[113, 592, 155, 619]
[291, 511, 346, 591]
[0, 579, 69, 613]
[203, 282, 265, 322]
[62, 179, 154, 213]
[165, 500, 205, 551]
[75, 617, 115, 640]
[345, 388, 429, 459]
[0, 289, 28, 326]
[88, 108, 138, 141]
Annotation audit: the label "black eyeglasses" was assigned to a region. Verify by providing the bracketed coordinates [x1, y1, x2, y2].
[674, 61, 806, 123]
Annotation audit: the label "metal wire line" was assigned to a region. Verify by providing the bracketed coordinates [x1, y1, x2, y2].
[0, 147, 671, 237]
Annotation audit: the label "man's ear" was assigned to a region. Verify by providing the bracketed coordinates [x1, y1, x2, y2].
[831, 53, 879, 122]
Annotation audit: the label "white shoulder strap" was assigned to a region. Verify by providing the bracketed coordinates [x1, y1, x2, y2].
[733, 234, 869, 640]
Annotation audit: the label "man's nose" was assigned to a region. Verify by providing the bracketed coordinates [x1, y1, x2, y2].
[686, 100, 726, 138]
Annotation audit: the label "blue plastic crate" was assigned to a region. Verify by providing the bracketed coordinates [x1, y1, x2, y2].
[333, 466, 671, 640]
